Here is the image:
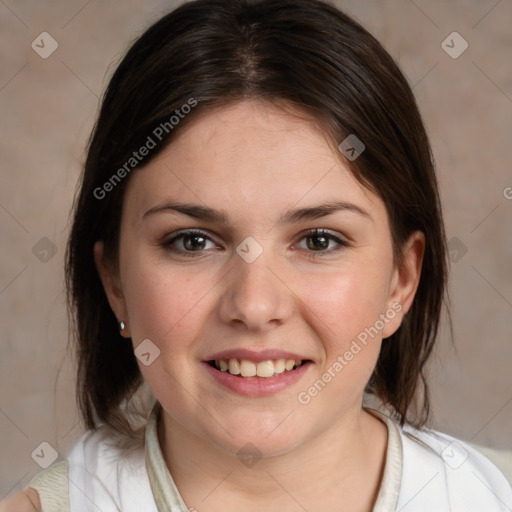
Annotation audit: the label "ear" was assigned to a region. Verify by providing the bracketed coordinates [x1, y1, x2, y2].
[93, 240, 131, 338]
[381, 231, 425, 339]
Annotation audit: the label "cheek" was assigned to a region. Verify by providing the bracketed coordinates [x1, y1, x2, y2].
[295, 271, 387, 406]
[122, 264, 210, 397]
[122, 258, 209, 347]
[299, 266, 390, 347]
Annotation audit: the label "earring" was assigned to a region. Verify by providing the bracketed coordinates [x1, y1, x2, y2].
[119, 320, 126, 332]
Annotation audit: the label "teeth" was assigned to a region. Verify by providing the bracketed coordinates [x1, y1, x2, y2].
[274, 359, 286, 374]
[214, 358, 303, 378]
[240, 360, 257, 377]
[228, 358, 240, 375]
[256, 360, 274, 378]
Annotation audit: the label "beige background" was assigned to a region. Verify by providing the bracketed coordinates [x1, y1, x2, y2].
[1, 0, 511, 498]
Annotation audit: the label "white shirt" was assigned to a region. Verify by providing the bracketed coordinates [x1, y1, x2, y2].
[29, 404, 512, 511]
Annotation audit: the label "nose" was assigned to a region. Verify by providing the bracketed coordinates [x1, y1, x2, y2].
[217, 248, 294, 332]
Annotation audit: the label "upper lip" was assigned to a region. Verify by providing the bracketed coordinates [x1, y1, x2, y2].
[205, 349, 309, 363]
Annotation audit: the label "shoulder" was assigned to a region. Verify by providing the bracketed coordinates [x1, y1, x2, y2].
[9, 426, 152, 512]
[0, 487, 41, 512]
[397, 423, 512, 512]
[66, 423, 146, 472]
[66, 425, 156, 511]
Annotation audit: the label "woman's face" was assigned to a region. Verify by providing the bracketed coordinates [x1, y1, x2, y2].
[96, 100, 423, 457]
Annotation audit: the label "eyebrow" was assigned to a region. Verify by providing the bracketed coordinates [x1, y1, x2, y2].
[279, 201, 371, 223]
[143, 200, 371, 223]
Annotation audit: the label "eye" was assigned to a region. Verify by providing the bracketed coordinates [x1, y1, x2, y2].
[295, 229, 348, 254]
[163, 229, 218, 253]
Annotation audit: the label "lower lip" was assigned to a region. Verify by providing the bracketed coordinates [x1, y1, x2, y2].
[203, 362, 311, 397]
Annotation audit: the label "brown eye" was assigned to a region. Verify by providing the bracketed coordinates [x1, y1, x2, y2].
[306, 233, 330, 251]
[182, 233, 207, 251]
[295, 229, 348, 254]
[164, 230, 218, 254]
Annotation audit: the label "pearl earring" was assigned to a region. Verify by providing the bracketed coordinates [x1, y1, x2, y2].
[119, 320, 126, 332]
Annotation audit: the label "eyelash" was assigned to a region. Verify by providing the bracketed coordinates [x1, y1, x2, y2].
[162, 228, 349, 259]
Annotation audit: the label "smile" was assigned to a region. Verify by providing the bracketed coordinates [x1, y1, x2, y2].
[204, 355, 311, 397]
[210, 358, 303, 378]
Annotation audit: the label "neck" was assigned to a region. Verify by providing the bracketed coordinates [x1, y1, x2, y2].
[157, 405, 388, 512]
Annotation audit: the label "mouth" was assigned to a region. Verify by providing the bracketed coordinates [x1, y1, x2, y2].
[203, 349, 312, 396]
[208, 358, 307, 378]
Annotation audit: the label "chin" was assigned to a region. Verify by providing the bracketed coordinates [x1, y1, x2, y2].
[203, 416, 308, 460]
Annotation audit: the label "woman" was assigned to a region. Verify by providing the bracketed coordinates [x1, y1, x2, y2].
[3, 0, 511, 510]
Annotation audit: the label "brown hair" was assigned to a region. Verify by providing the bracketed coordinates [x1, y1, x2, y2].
[66, 0, 451, 437]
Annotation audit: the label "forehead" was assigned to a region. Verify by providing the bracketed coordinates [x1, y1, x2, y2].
[123, 100, 384, 225]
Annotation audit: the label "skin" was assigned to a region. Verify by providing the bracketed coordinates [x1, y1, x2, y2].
[90, 100, 424, 512]
[0, 100, 423, 512]
[0, 488, 40, 512]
